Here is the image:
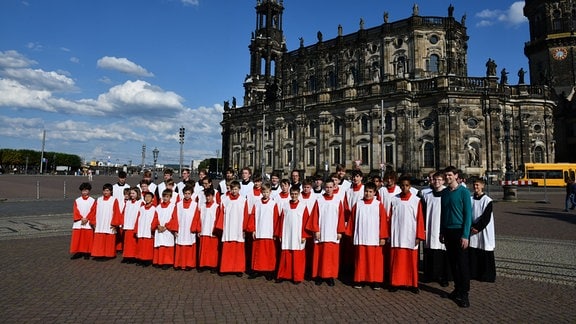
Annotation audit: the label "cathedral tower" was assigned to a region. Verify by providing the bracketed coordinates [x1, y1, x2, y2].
[244, 0, 286, 107]
[524, 0, 576, 162]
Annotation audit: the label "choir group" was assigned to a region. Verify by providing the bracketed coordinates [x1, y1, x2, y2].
[69, 165, 495, 307]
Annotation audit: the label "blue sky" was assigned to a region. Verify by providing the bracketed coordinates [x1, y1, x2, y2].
[0, 0, 528, 167]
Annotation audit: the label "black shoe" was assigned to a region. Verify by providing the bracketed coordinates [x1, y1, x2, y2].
[121, 258, 129, 263]
[83, 253, 90, 260]
[370, 283, 381, 290]
[236, 272, 243, 278]
[248, 273, 259, 280]
[388, 286, 398, 292]
[410, 287, 420, 294]
[70, 253, 83, 260]
[265, 273, 274, 281]
[315, 278, 323, 286]
[455, 296, 470, 308]
[210, 269, 217, 274]
[440, 280, 449, 287]
[326, 278, 335, 287]
[162, 265, 171, 270]
[447, 290, 458, 300]
[274, 278, 284, 284]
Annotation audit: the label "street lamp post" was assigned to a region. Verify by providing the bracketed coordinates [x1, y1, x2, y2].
[179, 127, 185, 177]
[141, 144, 146, 171]
[503, 113, 517, 201]
[153, 147, 159, 180]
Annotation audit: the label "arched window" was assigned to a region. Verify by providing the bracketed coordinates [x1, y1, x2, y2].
[429, 54, 439, 73]
[534, 146, 544, 163]
[424, 142, 435, 167]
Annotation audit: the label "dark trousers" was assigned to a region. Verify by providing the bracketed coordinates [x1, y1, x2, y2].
[444, 228, 470, 297]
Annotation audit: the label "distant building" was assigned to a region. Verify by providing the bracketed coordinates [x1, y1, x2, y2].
[221, 1, 554, 179]
[524, 0, 576, 162]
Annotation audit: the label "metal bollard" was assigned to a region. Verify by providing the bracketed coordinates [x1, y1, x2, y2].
[36, 181, 40, 200]
[64, 181, 67, 199]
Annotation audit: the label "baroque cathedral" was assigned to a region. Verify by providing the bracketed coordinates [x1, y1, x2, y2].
[221, 1, 561, 180]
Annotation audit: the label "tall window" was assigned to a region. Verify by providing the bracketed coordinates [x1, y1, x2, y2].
[385, 113, 393, 131]
[266, 150, 272, 166]
[385, 144, 394, 164]
[361, 146, 369, 165]
[361, 115, 369, 133]
[286, 149, 293, 166]
[308, 123, 316, 137]
[291, 80, 298, 95]
[249, 152, 254, 167]
[308, 148, 315, 166]
[287, 124, 294, 138]
[424, 142, 435, 167]
[309, 75, 317, 92]
[328, 70, 336, 88]
[334, 119, 342, 135]
[429, 54, 439, 73]
[333, 146, 341, 165]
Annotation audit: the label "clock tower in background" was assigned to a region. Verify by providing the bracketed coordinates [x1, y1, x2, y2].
[524, 0, 576, 162]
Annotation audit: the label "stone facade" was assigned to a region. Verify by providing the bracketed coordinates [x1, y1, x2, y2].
[221, 1, 555, 179]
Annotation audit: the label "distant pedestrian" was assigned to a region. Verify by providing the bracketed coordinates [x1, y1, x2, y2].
[563, 178, 576, 212]
[70, 182, 96, 260]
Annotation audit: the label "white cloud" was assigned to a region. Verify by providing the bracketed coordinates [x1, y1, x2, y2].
[181, 0, 199, 6]
[2, 68, 76, 92]
[70, 57, 80, 64]
[0, 50, 37, 68]
[97, 56, 154, 77]
[95, 80, 184, 115]
[475, 1, 527, 27]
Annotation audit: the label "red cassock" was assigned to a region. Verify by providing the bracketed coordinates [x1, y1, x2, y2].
[70, 196, 96, 254]
[276, 201, 310, 283]
[197, 201, 220, 268]
[388, 192, 425, 287]
[247, 198, 280, 272]
[215, 195, 249, 273]
[345, 198, 389, 283]
[90, 196, 122, 258]
[135, 204, 156, 261]
[306, 195, 346, 279]
[166, 198, 201, 269]
[153, 201, 176, 266]
[121, 199, 143, 259]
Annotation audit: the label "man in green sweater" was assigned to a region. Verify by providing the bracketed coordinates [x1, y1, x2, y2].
[440, 166, 472, 308]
